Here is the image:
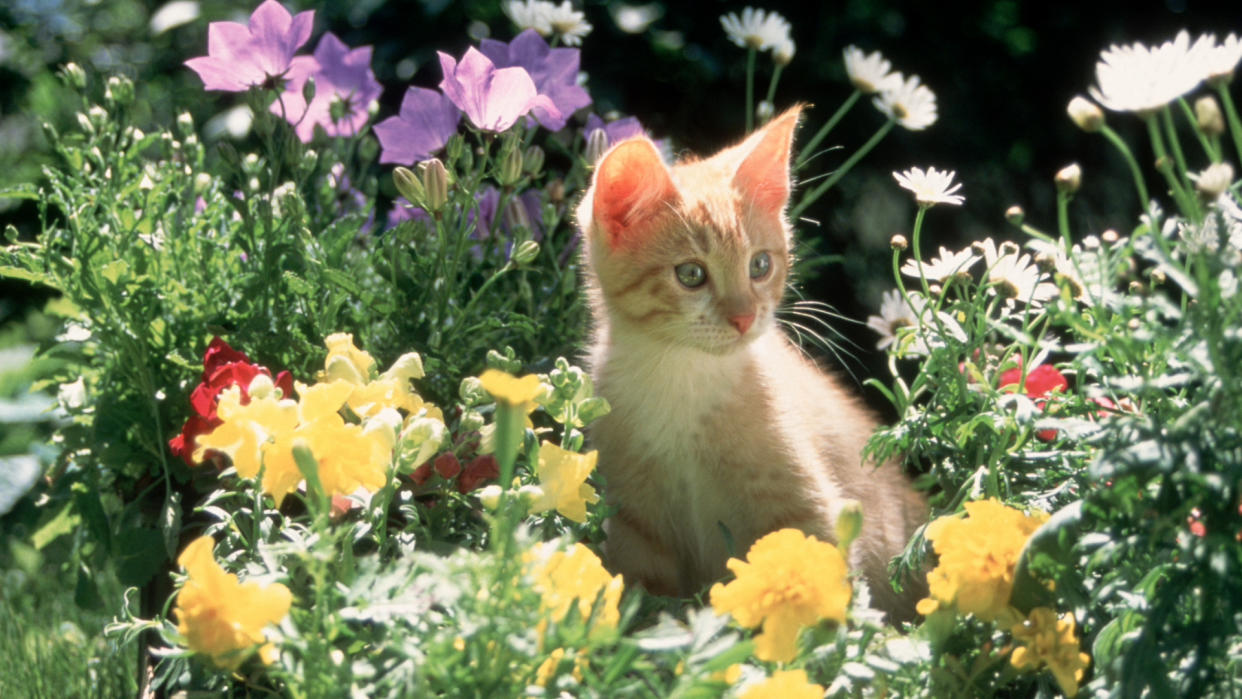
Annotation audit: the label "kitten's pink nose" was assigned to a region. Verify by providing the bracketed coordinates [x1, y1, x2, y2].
[729, 313, 755, 335]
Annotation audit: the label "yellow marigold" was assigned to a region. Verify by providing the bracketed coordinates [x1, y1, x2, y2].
[173, 536, 291, 669]
[709, 528, 851, 663]
[531, 442, 600, 523]
[740, 669, 824, 699]
[916, 499, 1048, 622]
[479, 369, 542, 407]
[527, 541, 623, 638]
[1011, 607, 1091, 697]
[193, 384, 298, 479]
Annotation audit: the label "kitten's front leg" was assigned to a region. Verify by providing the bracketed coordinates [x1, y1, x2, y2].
[603, 506, 682, 597]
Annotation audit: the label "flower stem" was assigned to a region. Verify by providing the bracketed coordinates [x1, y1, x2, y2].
[761, 63, 785, 124]
[1055, 189, 1072, 247]
[1099, 123, 1150, 207]
[796, 89, 861, 170]
[1147, 115, 1199, 221]
[745, 47, 757, 133]
[1216, 83, 1242, 169]
[790, 118, 894, 221]
[1177, 97, 1219, 162]
[1160, 106, 1191, 189]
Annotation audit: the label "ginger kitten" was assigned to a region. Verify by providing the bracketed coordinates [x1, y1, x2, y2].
[576, 107, 927, 618]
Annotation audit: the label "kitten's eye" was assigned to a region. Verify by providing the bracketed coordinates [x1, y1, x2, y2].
[675, 262, 707, 289]
[749, 251, 772, 280]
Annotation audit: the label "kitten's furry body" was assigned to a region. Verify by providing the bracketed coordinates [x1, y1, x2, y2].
[578, 108, 926, 618]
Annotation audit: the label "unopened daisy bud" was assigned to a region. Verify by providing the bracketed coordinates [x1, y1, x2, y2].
[1193, 162, 1234, 199]
[477, 484, 503, 510]
[88, 105, 108, 130]
[1128, 281, 1145, 295]
[300, 148, 318, 173]
[929, 283, 943, 295]
[1055, 163, 1082, 194]
[586, 128, 610, 164]
[512, 239, 540, 266]
[890, 233, 908, 250]
[1127, 317, 1141, 330]
[1006, 205, 1025, 226]
[835, 500, 864, 551]
[1101, 229, 1120, 244]
[1066, 95, 1104, 132]
[756, 100, 774, 123]
[176, 111, 195, 138]
[1150, 268, 1166, 285]
[420, 158, 450, 212]
[248, 373, 276, 400]
[547, 178, 566, 203]
[105, 75, 134, 107]
[499, 142, 524, 186]
[1196, 95, 1225, 136]
[61, 62, 86, 90]
[194, 173, 212, 194]
[773, 37, 795, 66]
[523, 145, 545, 175]
[393, 166, 425, 206]
[1082, 235, 1100, 250]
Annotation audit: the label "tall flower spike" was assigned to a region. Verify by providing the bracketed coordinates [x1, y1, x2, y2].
[873, 73, 938, 130]
[184, 0, 314, 92]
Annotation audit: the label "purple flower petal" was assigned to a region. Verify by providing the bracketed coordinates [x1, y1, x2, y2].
[185, 0, 314, 92]
[374, 87, 461, 165]
[272, 32, 383, 142]
[438, 47, 558, 132]
[478, 29, 590, 131]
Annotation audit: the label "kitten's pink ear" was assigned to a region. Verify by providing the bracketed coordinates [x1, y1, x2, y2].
[592, 138, 679, 250]
[733, 105, 803, 218]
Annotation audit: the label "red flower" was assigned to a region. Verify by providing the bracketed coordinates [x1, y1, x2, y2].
[168, 337, 293, 466]
[457, 454, 499, 493]
[434, 452, 463, 479]
[999, 363, 1069, 442]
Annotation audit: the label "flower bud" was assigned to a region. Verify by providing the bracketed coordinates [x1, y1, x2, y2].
[576, 396, 611, 425]
[393, 166, 426, 206]
[517, 484, 545, 506]
[586, 128, 610, 164]
[176, 111, 195, 138]
[248, 373, 276, 400]
[477, 484, 503, 510]
[459, 375, 487, 405]
[1066, 95, 1104, 132]
[1193, 162, 1234, 199]
[772, 37, 795, 66]
[1150, 268, 1166, 285]
[60, 62, 86, 90]
[420, 158, 450, 212]
[460, 409, 486, 432]
[523, 145, 545, 175]
[384, 352, 425, 381]
[1101, 229, 1120, 244]
[512, 239, 540, 265]
[547, 178, 566, 203]
[301, 75, 316, 105]
[1128, 281, 1145, 295]
[1006, 205, 1025, 226]
[105, 75, 134, 107]
[446, 133, 466, 164]
[498, 143, 524, 186]
[88, 105, 109, 130]
[890, 233, 908, 250]
[504, 199, 532, 232]
[756, 100, 774, 123]
[834, 500, 863, 551]
[1195, 95, 1225, 136]
[76, 112, 95, 136]
[1055, 163, 1082, 194]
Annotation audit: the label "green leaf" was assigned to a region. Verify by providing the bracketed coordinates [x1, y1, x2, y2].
[99, 259, 129, 285]
[71, 481, 113, 556]
[0, 184, 39, 201]
[0, 265, 56, 288]
[31, 500, 80, 550]
[115, 527, 167, 587]
[1011, 499, 1083, 613]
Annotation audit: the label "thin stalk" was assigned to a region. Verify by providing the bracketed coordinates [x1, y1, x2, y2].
[1216, 83, 1242, 169]
[745, 47, 757, 133]
[790, 118, 894, 220]
[1160, 106, 1190, 187]
[1056, 189, 1072, 248]
[796, 89, 861, 170]
[1176, 96, 1220, 162]
[1099, 123, 1150, 206]
[761, 63, 785, 125]
[1147, 115, 1200, 221]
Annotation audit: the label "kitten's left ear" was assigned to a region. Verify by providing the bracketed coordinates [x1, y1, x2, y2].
[733, 105, 803, 218]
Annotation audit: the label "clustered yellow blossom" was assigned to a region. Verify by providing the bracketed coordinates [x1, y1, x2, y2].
[532, 647, 588, 687]
[527, 541, 623, 639]
[530, 441, 600, 523]
[709, 528, 851, 663]
[195, 335, 443, 506]
[478, 368, 542, 408]
[916, 498, 1049, 622]
[739, 669, 825, 699]
[173, 536, 291, 669]
[1010, 607, 1091, 697]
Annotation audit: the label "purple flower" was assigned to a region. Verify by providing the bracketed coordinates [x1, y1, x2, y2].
[437, 47, 560, 133]
[374, 87, 462, 165]
[274, 32, 382, 143]
[471, 187, 544, 259]
[478, 29, 591, 131]
[386, 197, 431, 229]
[184, 0, 314, 92]
[584, 113, 645, 145]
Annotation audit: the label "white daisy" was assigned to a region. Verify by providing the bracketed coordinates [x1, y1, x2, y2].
[866, 288, 914, 350]
[1200, 32, 1242, 84]
[873, 73, 938, 130]
[842, 45, 902, 94]
[893, 166, 964, 207]
[507, 0, 555, 35]
[979, 238, 1058, 305]
[1089, 30, 1214, 115]
[901, 245, 979, 282]
[720, 7, 790, 51]
[545, 1, 592, 46]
